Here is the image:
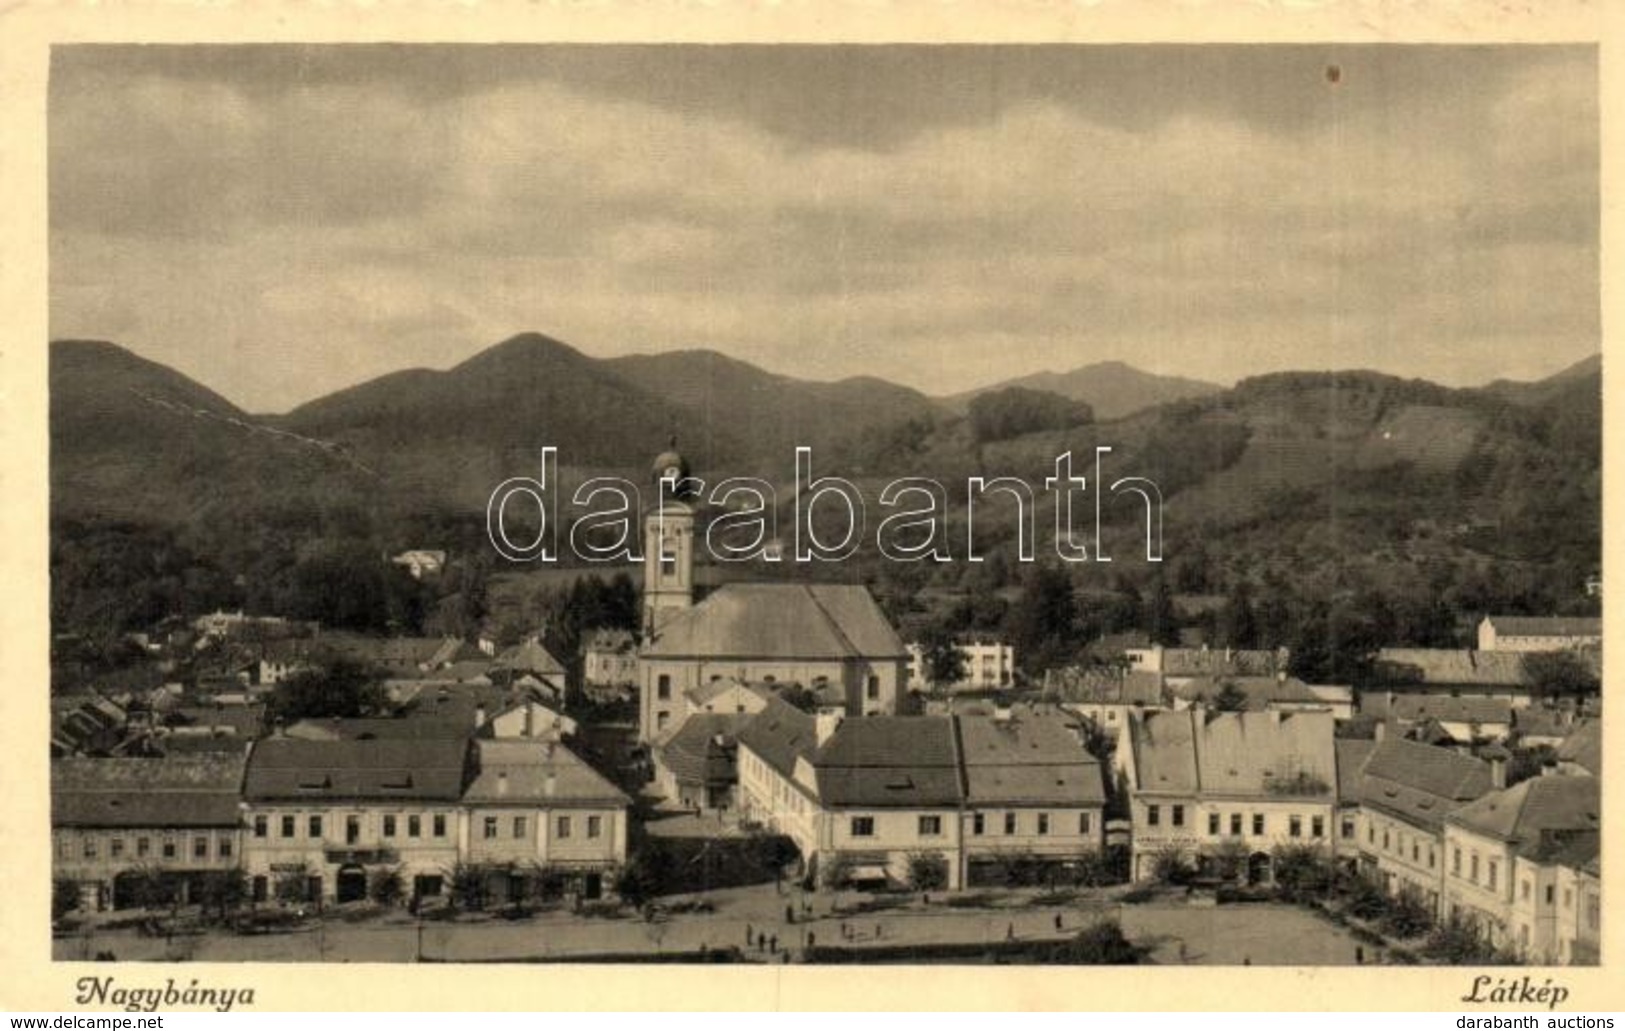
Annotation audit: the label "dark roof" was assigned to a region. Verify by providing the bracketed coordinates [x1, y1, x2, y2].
[735, 696, 817, 778]
[1485, 616, 1601, 638]
[1446, 774, 1600, 845]
[1159, 648, 1288, 678]
[1335, 738, 1377, 801]
[283, 715, 472, 741]
[52, 756, 246, 828]
[644, 583, 905, 660]
[1129, 709, 1337, 799]
[463, 740, 629, 806]
[957, 713, 1106, 807]
[1356, 738, 1494, 833]
[1373, 649, 1529, 687]
[654, 713, 754, 788]
[1360, 692, 1514, 725]
[1047, 668, 1164, 707]
[243, 736, 469, 801]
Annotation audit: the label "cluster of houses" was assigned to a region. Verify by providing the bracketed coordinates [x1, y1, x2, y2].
[52, 695, 630, 914]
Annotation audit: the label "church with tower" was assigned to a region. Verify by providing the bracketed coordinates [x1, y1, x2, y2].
[635, 443, 909, 743]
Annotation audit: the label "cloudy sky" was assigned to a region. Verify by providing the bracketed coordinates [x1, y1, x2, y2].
[50, 45, 1597, 414]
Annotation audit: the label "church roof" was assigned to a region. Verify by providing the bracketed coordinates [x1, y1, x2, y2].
[642, 583, 906, 660]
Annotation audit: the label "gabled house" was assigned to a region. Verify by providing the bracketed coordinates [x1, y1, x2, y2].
[1118, 708, 1340, 883]
[1442, 773, 1601, 962]
[1477, 615, 1601, 653]
[52, 754, 248, 912]
[639, 583, 908, 741]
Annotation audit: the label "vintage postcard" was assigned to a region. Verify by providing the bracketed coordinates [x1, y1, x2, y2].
[1, 0, 1621, 1013]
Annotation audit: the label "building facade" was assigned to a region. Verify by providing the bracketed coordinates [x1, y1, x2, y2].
[52, 756, 246, 912]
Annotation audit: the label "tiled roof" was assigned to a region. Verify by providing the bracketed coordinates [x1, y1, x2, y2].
[1555, 720, 1601, 775]
[1373, 649, 1529, 687]
[1159, 648, 1288, 678]
[1355, 738, 1493, 832]
[494, 639, 566, 676]
[1359, 692, 1515, 726]
[1513, 707, 1578, 739]
[957, 713, 1105, 807]
[812, 716, 961, 808]
[643, 584, 905, 660]
[684, 677, 772, 709]
[52, 756, 246, 828]
[1446, 774, 1600, 845]
[1172, 675, 1326, 709]
[283, 715, 472, 741]
[1486, 616, 1601, 638]
[584, 629, 636, 653]
[243, 736, 469, 801]
[1335, 738, 1376, 801]
[653, 714, 752, 788]
[463, 739, 628, 807]
[735, 695, 818, 778]
[1128, 710, 1200, 795]
[1129, 709, 1337, 799]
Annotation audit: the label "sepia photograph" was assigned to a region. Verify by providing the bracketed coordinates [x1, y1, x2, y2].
[2, 9, 1617, 1011]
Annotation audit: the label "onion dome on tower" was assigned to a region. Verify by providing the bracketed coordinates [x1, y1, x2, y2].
[651, 437, 699, 500]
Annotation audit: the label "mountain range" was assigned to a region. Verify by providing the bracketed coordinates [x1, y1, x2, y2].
[49, 334, 1600, 594]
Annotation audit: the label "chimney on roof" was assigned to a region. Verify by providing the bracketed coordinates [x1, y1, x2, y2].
[544, 771, 557, 797]
[497, 771, 509, 798]
[1373, 719, 1386, 743]
[815, 712, 843, 748]
[1488, 753, 1507, 790]
[524, 703, 535, 739]
[474, 704, 487, 730]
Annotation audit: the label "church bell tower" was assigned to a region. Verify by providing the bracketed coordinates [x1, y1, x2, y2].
[643, 441, 696, 638]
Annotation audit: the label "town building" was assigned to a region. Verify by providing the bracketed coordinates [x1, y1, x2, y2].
[1555, 720, 1601, 777]
[639, 583, 908, 741]
[957, 710, 1107, 886]
[459, 739, 630, 902]
[1167, 674, 1351, 719]
[1358, 691, 1515, 744]
[650, 712, 753, 811]
[1477, 615, 1602, 653]
[1047, 666, 1167, 730]
[634, 443, 908, 741]
[1117, 708, 1341, 883]
[583, 629, 639, 692]
[1347, 734, 1495, 916]
[1370, 648, 1534, 708]
[1441, 773, 1601, 962]
[52, 755, 247, 912]
[736, 700, 1105, 890]
[1123, 646, 1289, 682]
[240, 736, 470, 904]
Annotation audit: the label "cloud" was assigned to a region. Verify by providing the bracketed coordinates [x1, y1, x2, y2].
[49, 46, 1598, 411]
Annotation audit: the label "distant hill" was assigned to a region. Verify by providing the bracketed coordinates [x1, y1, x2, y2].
[605, 348, 942, 471]
[948, 360, 1224, 421]
[1483, 353, 1601, 407]
[49, 337, 1600, 619]
[49, 339, 375, 523]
